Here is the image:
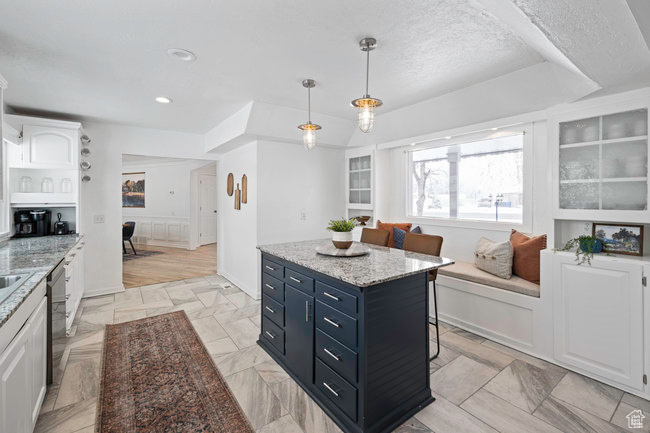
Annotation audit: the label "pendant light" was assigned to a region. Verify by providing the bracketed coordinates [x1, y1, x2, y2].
[351, 37, 383, 133]
[297, 79, 321, 150]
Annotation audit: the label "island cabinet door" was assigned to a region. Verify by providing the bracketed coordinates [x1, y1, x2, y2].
[285, 285, 314, 385]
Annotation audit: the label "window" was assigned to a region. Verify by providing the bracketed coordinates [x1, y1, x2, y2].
[408, 131, 527, 224]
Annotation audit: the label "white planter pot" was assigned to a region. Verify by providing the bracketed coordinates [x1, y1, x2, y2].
[331, 231, 353, 249]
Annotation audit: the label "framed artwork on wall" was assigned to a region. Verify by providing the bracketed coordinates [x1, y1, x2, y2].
[122, 172, 145, 208]
[593, 223, 644, 256]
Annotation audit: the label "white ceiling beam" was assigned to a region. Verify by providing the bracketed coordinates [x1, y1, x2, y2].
[470, 0, 599, 90]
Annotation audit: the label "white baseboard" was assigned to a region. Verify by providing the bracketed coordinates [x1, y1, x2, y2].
[218, 270, 259, 300]
[83, 284, 125, 298]
[135, 239, 189, 249]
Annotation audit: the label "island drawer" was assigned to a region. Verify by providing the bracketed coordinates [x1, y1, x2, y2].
[263, 257, 284, 280]
[262, 295, 284, 327]
[262, 316, 285, 354]
[316, 282, 357, 317]
[316, 301, 357, 350]
[285, 268, 314, 294]
[316, 359, 357, 422]
[316, 329, 357, 384]
[262, 273, 284, 303]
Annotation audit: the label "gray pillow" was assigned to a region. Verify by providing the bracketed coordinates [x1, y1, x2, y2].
[474, 237, 513, 279]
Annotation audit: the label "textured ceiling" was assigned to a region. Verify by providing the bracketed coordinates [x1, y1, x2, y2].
[0, 0, 543, 132]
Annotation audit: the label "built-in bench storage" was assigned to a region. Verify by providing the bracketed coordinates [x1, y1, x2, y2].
[438, 260, 540, 298]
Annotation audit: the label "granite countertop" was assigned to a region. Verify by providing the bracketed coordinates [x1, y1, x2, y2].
[0, 234, 82, 328]
[257, 239, 454, 287]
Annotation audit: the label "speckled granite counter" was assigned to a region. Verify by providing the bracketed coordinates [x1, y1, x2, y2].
[257, 239, 454, 287]
[0, 235, 81, 328]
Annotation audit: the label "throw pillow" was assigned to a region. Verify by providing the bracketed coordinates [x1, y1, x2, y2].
[474, 237, 513, 279]
[510, 230, 547, 284]
[394, 226, 424, 249]
[377, 220, 412, 247]
[393, 227, 406, 249]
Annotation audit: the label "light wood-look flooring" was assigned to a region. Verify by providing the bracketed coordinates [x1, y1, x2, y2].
[122, 243, 217, 288]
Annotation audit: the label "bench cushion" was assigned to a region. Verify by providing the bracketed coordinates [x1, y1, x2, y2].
[438, 260, 540, 298]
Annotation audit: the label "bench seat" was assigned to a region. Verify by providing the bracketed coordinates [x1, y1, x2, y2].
[438, 260, 540, 298]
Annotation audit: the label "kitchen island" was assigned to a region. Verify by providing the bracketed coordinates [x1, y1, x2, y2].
[257, 239, 453, 433]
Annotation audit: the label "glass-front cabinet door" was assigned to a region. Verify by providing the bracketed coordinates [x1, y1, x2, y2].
[555, 105, 649, 222]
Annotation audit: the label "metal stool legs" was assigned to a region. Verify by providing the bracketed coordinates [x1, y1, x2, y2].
[429, 281, 440, 361]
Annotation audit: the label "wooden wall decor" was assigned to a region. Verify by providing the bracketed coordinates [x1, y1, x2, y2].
[234, 183, 241, 210]
[227, 173, 234, 196]
[241, 174, 248, 204]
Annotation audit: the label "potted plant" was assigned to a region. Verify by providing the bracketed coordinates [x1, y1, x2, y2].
[556, 235, 605, 265]
[327, 217, 356, 249]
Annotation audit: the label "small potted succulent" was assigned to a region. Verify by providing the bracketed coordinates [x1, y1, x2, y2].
[556, 235, 605, 265]
[327, 217, 356, 249]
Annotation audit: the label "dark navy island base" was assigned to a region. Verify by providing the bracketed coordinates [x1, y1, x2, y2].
[256, 242, 453, 433]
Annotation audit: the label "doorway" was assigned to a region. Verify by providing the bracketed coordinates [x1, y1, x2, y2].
[121, 155, 218, 288]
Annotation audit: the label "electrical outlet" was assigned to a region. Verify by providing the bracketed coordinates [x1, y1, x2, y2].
[94, 214, 105, 224]
[584, 222, 591, 233]
[299, 211, 307, 221]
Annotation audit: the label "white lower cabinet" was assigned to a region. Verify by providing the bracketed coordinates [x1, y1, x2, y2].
[551, 251, 647, 391]
[0, 296, 47, 433]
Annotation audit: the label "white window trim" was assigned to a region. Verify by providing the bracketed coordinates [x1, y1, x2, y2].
[405, 123, 534, 233]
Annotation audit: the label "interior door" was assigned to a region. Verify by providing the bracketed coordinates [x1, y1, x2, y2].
[285, 285, 314, 385]
[199, 174, 217, 245]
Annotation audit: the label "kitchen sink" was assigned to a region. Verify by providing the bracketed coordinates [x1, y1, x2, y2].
[0, 272, 33, 305]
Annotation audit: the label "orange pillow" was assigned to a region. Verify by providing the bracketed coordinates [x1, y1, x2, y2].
[510, 230, 547, 284]
[376, 220, 412, 247]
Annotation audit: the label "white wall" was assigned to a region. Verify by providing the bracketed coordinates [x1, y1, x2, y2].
[378, 121, 552, 263]
[122, 160, 207, 219]
[217, 141, 258, 298]
[81, 121, 217, 297]
[257, 140, 345, 245]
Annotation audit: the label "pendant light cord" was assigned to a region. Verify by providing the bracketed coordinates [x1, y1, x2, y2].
[307, 86, 311, 123]
[365, 46, 370, 97]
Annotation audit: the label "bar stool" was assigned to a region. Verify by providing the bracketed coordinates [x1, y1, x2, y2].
[360, 227, 390, 247]
[402, 232, 443, 361]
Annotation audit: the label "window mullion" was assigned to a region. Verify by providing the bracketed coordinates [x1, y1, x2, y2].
[448, 152, 459, 219]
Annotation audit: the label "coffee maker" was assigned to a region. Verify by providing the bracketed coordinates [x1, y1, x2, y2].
[14, 209, 51, 237]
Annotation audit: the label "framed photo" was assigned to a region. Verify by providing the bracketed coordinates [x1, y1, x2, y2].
[122, 172, 145, 208]
[592, 223, 644, 256]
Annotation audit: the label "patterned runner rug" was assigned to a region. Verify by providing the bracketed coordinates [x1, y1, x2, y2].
[96, 311, 253, 433]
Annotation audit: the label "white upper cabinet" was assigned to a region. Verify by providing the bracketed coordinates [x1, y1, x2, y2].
[551, 98, 650, 223]
[22, 125, 78, 169]
[345, 147, 374, 211]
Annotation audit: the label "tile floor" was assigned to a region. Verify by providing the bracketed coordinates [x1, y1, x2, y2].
[35, 275, 648, 433]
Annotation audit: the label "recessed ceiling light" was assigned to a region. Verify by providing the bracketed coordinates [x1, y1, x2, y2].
[491, 127, 498, 131]
[167, 48, 196, 62]
[445, 136, 452, 139]
[155, 96, 173, 104]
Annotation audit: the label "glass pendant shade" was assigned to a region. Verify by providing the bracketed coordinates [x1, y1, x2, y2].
[358, 105, 374, 133]
[303, 127, 316, 149]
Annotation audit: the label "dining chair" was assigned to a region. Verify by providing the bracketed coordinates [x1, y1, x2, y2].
[360, 227, 390, 247]
[402, 232, 443, 361]
[123, 221, 137, 255]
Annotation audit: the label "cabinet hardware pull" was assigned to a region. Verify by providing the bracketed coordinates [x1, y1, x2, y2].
[264, 331, 275, 339]
[322, 292, 339, 301]
[65, 294, 70, 300]
[323, 382, 339, 397]
[324, 317, 340, 328]
[290, 276, 302, 283]
[265, 306, 275, 314]
[264, 284, 275, 290]
[305, 301, 309, 322]
[65, 278, 70, 282]
[265, 265, 275, 271]
[323, 348, 340, 361]
[65, 312, 71, 318]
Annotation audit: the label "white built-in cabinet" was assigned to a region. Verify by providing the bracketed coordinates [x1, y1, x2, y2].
[551, 98, 649, 223]
[345, 147, 376, 241]
[8, 124, 78, 170]
[549, 251, 649, 392]
[0, 294, 47, 433]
